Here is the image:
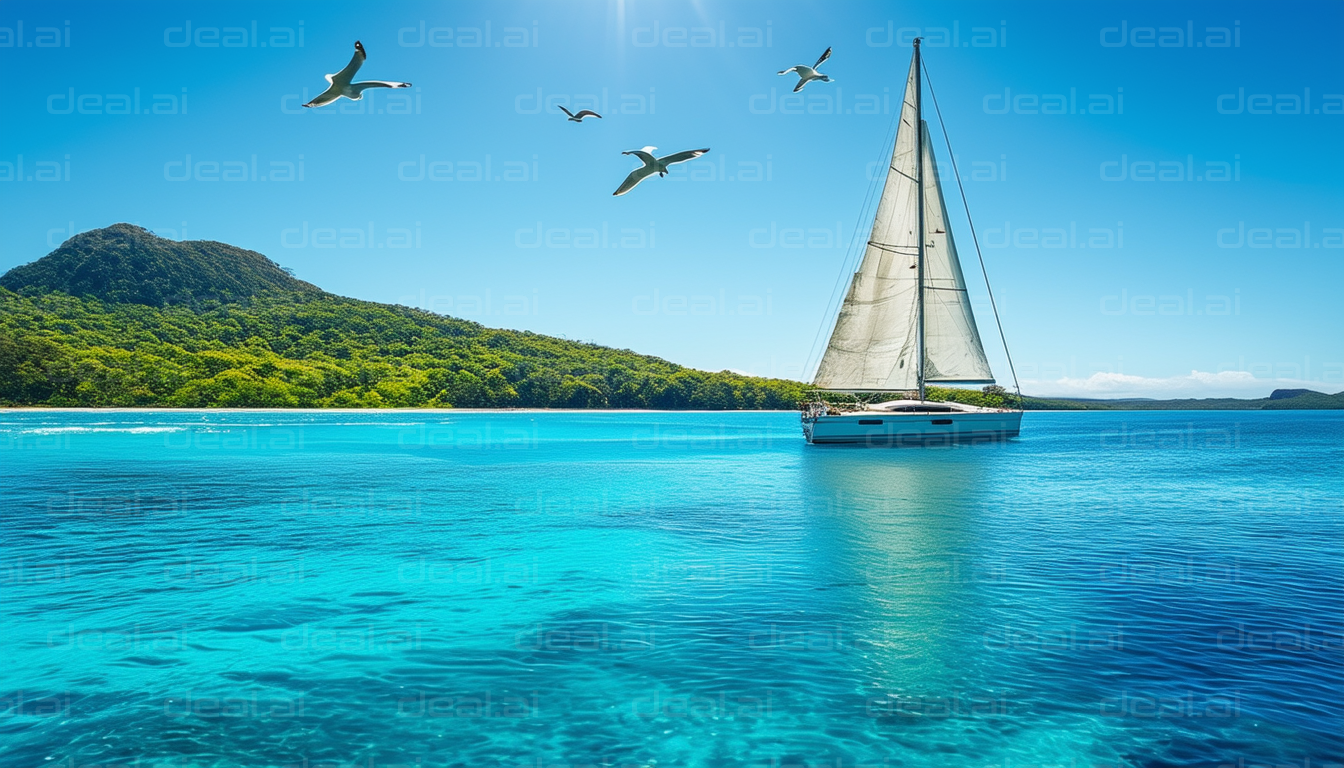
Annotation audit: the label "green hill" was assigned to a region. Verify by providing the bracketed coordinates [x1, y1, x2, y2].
[0, 225, 808, 409]
[0, 224, 320, 307]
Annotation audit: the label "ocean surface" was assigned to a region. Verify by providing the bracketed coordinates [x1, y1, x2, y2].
[1, 409, 1341, 768]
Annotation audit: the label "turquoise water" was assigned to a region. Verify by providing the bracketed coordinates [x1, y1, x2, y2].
[2, 410, 1341, 768]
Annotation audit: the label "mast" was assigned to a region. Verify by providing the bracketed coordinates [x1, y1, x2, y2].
[914, 38, 926, 401]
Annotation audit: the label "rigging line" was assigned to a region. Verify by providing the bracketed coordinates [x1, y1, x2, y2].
[801, 94, 904, 384]
[922, 59, 1022, 406]
[867, 241, 918, 254]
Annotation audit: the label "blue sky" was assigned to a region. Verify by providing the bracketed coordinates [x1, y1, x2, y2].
[3, 0, 1341, 398]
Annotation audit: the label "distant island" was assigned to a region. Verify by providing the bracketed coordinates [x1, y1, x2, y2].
[1020, 388, 1344, 411]
[2, 224, 1340, 410]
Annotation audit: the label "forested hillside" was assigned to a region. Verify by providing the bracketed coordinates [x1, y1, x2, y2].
[0, 225, 809, 409]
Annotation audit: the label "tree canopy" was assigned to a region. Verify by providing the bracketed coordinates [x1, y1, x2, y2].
[0, 226, 810, 409]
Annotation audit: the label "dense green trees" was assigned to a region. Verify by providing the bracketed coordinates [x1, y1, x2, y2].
[0, 224, 815, 409]
[0, 288, 810, 409]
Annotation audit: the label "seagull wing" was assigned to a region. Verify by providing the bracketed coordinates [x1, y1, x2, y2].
[613, 165, 658, 196]
[350, 81, 412, 96]
[303, 83, 344, 108]
[574, 110, 602, 119]
[659, 148, 710, 166]
[330, 41, 367, 87]
[621, 149, 659, 167]
[558, 105, 575, 118]
[814, 46, 832, 69]
[793, 78, 809, 93]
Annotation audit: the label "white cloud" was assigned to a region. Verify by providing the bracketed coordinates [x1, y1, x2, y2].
[1022, 370, 1334, 400]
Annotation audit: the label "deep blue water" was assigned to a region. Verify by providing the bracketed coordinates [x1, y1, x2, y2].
[1, 410, 1341, 768]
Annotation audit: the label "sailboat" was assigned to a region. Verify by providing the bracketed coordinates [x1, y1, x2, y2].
[803, 40, 1023, 445]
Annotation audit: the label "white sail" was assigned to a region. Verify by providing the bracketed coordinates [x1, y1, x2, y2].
[812, 57, 922, 391]
[812, 55, 993, 391]
[919, 122, 994, 384]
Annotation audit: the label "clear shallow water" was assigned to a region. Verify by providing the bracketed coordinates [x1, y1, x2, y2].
[1, 409, 1340, 768]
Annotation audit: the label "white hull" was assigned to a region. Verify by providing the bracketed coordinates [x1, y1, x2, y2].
[802, 402, 1021, 445]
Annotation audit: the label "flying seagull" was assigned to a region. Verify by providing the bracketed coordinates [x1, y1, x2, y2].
[303, 41, 411, 108]
[612, 146, 710, 196]
[558, 105, 602, 122]
[778, 47, 834, 93]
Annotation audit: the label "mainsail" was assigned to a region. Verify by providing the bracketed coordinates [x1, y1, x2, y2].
[812, 52, 993, 392]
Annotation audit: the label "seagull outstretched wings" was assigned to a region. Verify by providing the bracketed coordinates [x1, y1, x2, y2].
[304, 41, 411, 108]
[612, 147, 710, 196]
[558, 105, 602, 121]
[777, 47, 834, 93]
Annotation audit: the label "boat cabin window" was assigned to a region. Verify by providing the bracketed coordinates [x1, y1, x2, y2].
[885, 404, 956, 413]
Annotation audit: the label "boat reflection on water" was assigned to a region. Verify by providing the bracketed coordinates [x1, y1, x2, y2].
[793, 443, 1141, 762]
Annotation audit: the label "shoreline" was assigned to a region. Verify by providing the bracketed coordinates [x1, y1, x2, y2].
[2, 407, 1337, 414]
